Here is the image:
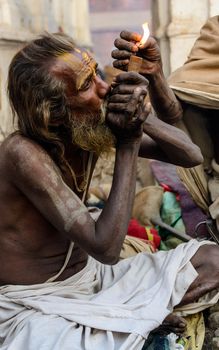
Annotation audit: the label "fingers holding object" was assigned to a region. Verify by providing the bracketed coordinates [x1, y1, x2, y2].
[112, 49, 131, 60]
[114, 36, 139, 53]
[112, 34, 140, 71]
[111, 48, 130, 71]
[138, 102, 151, 123]
[110, 84, 148, 97]
[119, 31, 142, 45]
[107, 86, 147, 116]
[107, 94, 132, 104]
[133, 100, 151, 125]
[111, 72, 149, 90]
[125, 86, 148, 120]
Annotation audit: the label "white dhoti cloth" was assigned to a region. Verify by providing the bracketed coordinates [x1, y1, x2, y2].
[0, 239, 218, 350]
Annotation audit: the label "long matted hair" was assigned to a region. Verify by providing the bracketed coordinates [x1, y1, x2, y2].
[8, 32, 77, 172]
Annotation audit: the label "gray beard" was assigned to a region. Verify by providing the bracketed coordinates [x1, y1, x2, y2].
[70, 105, 116, 156]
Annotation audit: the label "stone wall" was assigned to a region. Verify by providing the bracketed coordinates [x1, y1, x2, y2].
[89, 0, 151, 69]
[0, 0, 91, 141]
[153, 0, 219, 76]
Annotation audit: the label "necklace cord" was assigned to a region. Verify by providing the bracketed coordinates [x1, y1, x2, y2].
[46, 152, 94, 283]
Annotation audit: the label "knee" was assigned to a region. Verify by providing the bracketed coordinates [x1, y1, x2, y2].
[191, 244, 219, 269]
[202, 244, 219, 258]
[205, 244, 219, 266]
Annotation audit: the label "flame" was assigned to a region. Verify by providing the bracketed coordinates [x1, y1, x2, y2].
[139, 22, 150, 46]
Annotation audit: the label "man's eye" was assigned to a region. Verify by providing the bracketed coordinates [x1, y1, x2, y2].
[96, 68, 105, 80]
[81, 79, 92, 91]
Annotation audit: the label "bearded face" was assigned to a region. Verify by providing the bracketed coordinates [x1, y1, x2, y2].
[52, 49, 116, 155]
[69, 104, 116, 156]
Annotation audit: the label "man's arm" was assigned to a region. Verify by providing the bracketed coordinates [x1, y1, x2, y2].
[111, 31, 203, 166]
[7, 76, 149, 265]
[112, 31, 183, 124]
[139, 113, 203, 167]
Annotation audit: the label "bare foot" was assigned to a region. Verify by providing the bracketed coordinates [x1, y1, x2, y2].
[151, 314, 187, 336]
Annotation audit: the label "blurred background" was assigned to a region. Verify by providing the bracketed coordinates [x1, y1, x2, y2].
[0, 0, 219, 139]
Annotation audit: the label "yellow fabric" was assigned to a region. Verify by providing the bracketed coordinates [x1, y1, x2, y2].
[177, 106, 214, 171]
[175, 111, 211, 214]
[176, 313, 205, 350]
[177, 165, 210, 214]
[120, 235, 154, 259]
[146, 228, 154, 242]
[168, 16, 219, 109]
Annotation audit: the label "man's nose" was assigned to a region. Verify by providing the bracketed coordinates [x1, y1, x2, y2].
[95, 75, 110, 98]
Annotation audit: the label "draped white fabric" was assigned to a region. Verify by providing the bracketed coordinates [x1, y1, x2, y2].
[0, 240, 217, 350]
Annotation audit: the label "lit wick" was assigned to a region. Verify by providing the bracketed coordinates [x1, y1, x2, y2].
[139, 22, 150, 47]
[128, 22, 150, 72]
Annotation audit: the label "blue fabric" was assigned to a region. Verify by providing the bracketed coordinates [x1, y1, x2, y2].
[142, 334, 170, 350]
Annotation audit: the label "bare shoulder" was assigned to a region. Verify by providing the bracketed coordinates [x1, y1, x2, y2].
[1, 133, 60, 186]
[2, 133, 50, 163]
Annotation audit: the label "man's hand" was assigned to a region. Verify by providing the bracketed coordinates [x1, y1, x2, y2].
[106, 72, 150, 144]
[112, 31, 162, 79]
[112, 30, 183, 125]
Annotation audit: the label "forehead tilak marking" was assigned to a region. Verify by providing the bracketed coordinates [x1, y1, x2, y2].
[58, 50, 97, 90]
[78, 52, 97, 90]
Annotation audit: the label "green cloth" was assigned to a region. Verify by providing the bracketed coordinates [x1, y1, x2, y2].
[159, 191, 185, 250]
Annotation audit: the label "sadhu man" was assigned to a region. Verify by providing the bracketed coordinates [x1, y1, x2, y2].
[0, 32, 218, 349]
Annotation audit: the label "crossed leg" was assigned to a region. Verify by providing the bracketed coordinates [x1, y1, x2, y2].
[180, 244, 219, 306]
[153, 243, 219, 336]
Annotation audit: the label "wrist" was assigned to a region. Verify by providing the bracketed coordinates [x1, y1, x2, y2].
[145, 69, 183, 124]
[140, 60, 163, 81]
[116, 137, 141, 150]
[145, 66, 164, 84]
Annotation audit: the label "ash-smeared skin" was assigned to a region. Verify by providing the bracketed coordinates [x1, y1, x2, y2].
[2, 35, 219, 319]
[12, 141, 60, 188]
[47, 186, 88, 232]
[12, 138, 89, 233]
[0, 73, 151, 285]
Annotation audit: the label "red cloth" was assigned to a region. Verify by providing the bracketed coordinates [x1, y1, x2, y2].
[127, 219, 161, 249]
[160, 183, 180, 201]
